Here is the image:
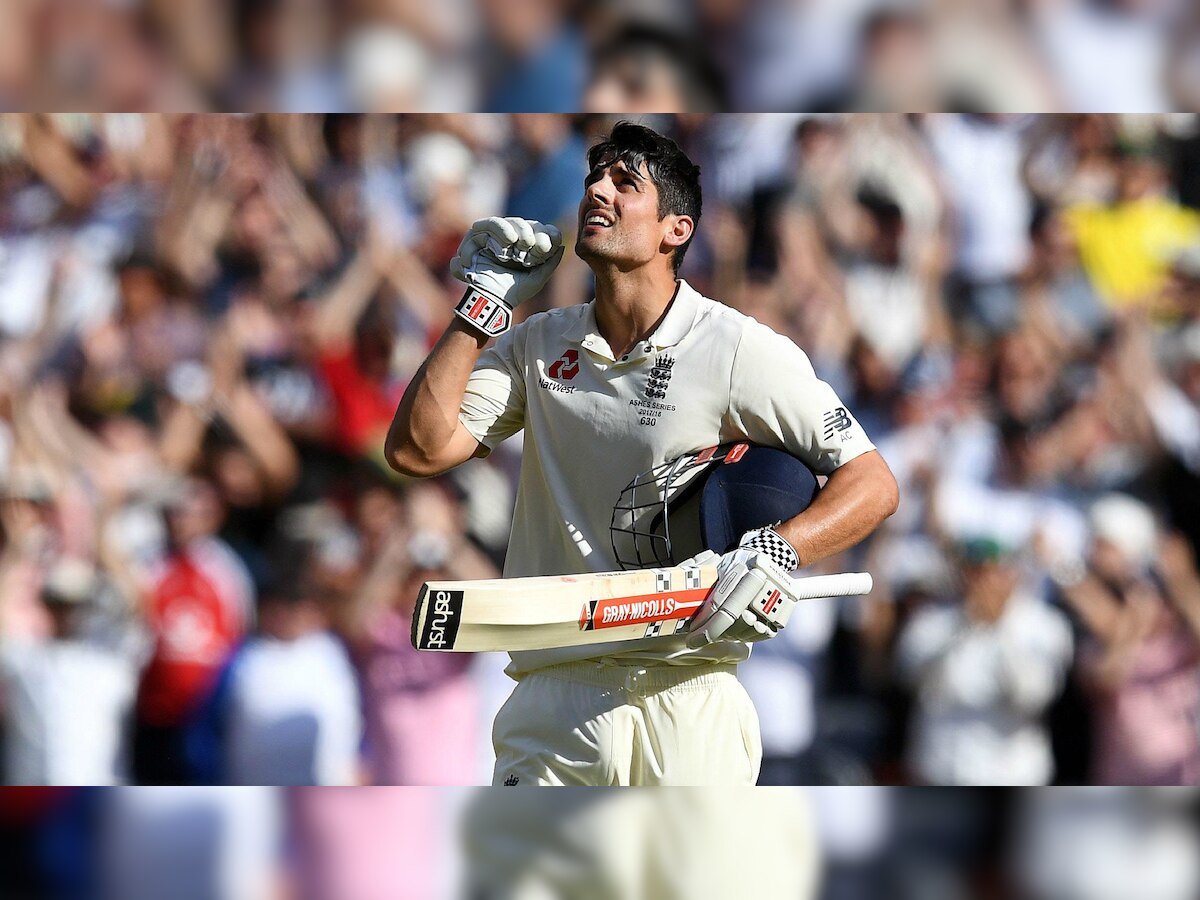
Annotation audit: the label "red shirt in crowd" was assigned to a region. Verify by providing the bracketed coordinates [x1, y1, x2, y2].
[318, 345, 406, 457]
[136, 538, 253, 727]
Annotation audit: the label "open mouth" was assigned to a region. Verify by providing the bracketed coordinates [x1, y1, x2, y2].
[583, 211, 614, 229]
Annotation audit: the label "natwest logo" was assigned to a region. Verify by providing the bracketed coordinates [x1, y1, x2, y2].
[547, 348, 580, 381]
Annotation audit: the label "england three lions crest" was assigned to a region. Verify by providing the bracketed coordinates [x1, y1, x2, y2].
[645, 355, 675, 400]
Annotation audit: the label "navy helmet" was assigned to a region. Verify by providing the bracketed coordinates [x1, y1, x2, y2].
[611, 442, 819, 569]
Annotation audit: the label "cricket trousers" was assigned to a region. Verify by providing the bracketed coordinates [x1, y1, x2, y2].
[491, 661, 762, 786]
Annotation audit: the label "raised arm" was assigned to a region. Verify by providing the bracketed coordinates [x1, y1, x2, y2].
[384, 320, 491, 478]
[386, 216, 563, 477]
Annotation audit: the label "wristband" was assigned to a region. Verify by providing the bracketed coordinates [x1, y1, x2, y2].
[454, 287, 512, 338]
[741, 526, 801, 573]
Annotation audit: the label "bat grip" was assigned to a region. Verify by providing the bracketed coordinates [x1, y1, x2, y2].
[790, 572, 873, 600]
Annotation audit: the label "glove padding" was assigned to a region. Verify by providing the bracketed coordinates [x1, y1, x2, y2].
[450, 216, 564, 305]
[685, 528, 802, 649]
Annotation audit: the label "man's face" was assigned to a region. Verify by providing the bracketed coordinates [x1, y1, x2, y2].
[962, 558, 1019, 625]
[575, 159, 671, 272]
[165, 479, 224, 547]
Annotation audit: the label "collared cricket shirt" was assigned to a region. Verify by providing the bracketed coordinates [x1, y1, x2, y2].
[459, 280, 875, 674]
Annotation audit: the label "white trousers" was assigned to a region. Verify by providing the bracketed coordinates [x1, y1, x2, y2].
[491, 661, 762, 786]
[460, 789, 819, 899]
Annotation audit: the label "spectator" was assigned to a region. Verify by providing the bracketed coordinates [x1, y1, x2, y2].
[1019, 204, 1109, 349]
[1065, 144, 1200, 310]
[336, 481, 496, 785]
[309, 235, 410, 462]
[505, 115, 588, 229]
[186, 560, 362, 786]
[1060, 494, 1200, 784]
[134, 478, 254, 784]
[925, 114, 1034, 337]
[478, 0, 586, 112]
[840, 186, 949, 375]
[0, 559, 137, 785]
[896, 537, 1073, 785]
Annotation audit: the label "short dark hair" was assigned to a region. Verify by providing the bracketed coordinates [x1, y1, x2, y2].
[586, 121, 702, 276]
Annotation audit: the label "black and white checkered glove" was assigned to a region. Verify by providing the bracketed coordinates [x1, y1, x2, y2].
[685, 527, 802, 648]
[449, 216, 564, 337]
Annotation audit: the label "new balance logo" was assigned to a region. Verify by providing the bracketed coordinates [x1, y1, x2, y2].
[823, 407, 852, 439]
[548, 349, 580, 381]
[503, 774, 519, 786]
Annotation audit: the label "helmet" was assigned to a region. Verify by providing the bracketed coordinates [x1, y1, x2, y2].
[610, 442, 819, 570]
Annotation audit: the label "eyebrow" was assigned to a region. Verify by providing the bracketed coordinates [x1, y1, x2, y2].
[588, 160, 646, 183]
[613, 163, 646, 181]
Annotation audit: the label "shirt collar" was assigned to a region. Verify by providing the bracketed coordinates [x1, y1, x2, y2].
[650, 280, 701, 349]
[564, 280, 701, 351]
[563, 300, 599, 344]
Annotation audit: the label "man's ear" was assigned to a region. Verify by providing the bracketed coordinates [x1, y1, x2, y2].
[662, 214, 694, 252]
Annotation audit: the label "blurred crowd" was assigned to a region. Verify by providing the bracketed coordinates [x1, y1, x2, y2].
[2, 111, 1200, 788]
[2, 0, 1200, 113]
[2, 786, 1198, 899]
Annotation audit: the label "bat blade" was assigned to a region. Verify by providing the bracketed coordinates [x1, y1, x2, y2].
[411, 566, 874, 652]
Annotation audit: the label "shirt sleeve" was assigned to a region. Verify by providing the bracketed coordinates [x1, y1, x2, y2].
[459, 325, 528, 449]
[725, 319, 876, 475]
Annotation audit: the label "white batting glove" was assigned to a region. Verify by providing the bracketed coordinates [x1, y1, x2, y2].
[686, 528, 802, 649]
[449, 216, 564, 338]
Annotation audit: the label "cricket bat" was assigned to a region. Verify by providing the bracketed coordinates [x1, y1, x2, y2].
[411, 565, 873, 652]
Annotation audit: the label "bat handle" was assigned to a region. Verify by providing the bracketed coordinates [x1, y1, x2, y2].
[791, 572, 873, 600]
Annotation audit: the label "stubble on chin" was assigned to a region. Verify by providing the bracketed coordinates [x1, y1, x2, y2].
[574, 234, 606, 264]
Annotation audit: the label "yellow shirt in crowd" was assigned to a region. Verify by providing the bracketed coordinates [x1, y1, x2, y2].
[1066, 198, 1200, 307]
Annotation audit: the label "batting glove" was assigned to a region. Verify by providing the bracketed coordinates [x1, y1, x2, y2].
[450, 216, 564, 338]
[686, 527, 802, 648]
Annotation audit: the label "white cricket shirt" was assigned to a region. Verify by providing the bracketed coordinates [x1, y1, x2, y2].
[459, 280, 875, 674]
[225, 631, 363, 786]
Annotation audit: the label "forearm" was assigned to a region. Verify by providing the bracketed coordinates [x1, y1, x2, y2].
[311, 249, 385, 349]
[774, 450, 898, 567]
[1059, 577, 1123, 646]
[96, 516, 147, 617]
[158, 400, 209, 473]
[385, 320, 487, 475]
[1164, 569, 1200, 646]
[384, 246, 453, 331]
[222, 386, 301, 500]
[338, 528, 410, 641]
